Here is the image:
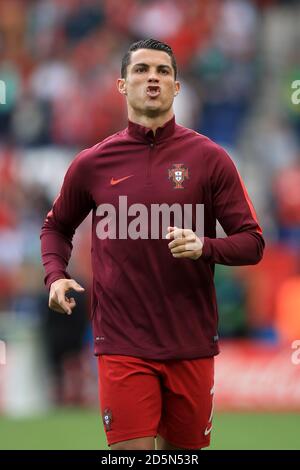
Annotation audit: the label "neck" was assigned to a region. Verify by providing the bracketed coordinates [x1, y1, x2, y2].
[127, 108, 174, 134]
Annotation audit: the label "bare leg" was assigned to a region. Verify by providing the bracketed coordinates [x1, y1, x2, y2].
[156, 435, 189, 450]
[110, 436, 155, 450]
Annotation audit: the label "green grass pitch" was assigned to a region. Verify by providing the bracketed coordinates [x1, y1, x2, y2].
[0, 409, 299, 450]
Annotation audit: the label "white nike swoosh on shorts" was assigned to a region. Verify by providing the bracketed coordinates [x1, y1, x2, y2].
[204, 425, 213, 436]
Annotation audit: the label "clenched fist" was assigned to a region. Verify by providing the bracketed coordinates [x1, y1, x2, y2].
[166, 226, 203, 260]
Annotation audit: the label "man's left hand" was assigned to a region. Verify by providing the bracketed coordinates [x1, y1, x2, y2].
[166, 226, 203, 260]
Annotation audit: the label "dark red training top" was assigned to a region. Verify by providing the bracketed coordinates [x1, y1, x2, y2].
[41, 116, 264, 360]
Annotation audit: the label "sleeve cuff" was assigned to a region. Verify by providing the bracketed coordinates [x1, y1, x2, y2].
[201, 237, 213, 262]
[45, 271, 71, 290]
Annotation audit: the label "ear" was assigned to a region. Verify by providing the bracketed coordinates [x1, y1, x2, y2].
[117, 78, 127, 95]
[174, 80, 180, 97]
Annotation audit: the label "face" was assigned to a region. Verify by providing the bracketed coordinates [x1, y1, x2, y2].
[118, 49, 180, 118]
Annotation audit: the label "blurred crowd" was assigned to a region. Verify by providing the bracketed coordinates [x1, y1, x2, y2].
[0, 0, 300, 405]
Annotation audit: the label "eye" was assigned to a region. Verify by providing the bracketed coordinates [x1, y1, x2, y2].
[136, 67, 146, 73]
[160, 68, 169, 74]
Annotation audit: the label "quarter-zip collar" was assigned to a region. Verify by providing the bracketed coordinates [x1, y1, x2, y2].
[127, 115, 176, 143]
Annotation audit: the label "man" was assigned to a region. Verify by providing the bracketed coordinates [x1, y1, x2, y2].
[41, 39, 265, 450]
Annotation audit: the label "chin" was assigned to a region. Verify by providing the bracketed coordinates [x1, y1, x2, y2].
[145, 102, 164, 113]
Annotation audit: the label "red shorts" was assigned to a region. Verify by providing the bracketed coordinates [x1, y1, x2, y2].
[98, 354, 214, 449]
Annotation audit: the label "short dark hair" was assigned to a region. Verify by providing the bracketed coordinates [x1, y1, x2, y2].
[121, 38, 177, 79]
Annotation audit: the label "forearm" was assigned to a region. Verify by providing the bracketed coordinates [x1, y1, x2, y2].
[201, 231, 265, 266]
[40, 228, 73, 289]
[40, 152, 93, 290]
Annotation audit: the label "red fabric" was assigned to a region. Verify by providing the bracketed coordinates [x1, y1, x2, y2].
[98, 354, 214, 449]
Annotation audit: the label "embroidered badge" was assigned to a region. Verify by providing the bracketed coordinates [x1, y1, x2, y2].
[103, 408, 113, 431]
[168, 163, 189, 189]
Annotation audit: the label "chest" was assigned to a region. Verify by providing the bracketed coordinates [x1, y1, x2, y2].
[90, 141, 210, 208]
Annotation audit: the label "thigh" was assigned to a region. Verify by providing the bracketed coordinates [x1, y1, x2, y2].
[98, 355, 162, 447]
[156, 434, 188, 450]
[158, 357, 214, 450]
[111, 437, 155, 451]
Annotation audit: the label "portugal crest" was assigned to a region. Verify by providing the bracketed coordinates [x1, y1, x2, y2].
[168, 163, 189, 189]
[103, 408, 113, 431]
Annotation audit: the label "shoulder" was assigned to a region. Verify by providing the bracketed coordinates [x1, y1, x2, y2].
[175, 124, 233, 165]
[71, 130, 126, 168]
[92, 129, 127, 153]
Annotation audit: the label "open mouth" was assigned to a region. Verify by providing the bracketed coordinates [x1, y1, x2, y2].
[146, 86, 160, 98]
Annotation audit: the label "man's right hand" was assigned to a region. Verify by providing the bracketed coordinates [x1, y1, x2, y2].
[49, 279, 85, 315]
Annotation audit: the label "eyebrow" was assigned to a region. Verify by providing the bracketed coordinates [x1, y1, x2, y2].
[132, 63, 172, 70]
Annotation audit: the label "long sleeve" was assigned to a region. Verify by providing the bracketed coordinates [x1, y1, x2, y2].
[40, 151, 93, 289]
[201, 146, 265, 265]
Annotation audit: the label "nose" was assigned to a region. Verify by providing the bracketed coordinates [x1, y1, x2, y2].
[148, 72, 159, 83]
